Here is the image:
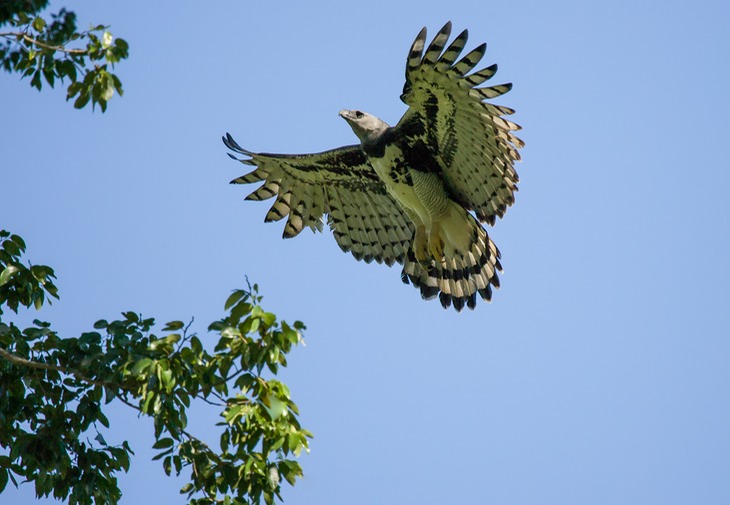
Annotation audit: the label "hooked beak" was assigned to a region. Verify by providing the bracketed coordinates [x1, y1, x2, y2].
[339, 109, 353, 122]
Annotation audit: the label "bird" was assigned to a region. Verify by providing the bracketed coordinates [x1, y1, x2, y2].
[224, 21, 523, 311]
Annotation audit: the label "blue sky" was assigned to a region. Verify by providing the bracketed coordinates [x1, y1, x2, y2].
[2, 1, 730, 504]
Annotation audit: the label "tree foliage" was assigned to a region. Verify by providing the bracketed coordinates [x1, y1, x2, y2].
[0, 230, 312, 505]
[0, 1, 128, 111]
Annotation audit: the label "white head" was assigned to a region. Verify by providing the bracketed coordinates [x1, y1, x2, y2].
[339, 109, 390, 145]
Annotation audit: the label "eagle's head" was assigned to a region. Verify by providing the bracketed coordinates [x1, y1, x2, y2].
[339, 109, 389, 145]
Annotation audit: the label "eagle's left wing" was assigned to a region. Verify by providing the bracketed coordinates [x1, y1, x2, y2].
[224, 134, 414, 266]
[396, 22, 524, 225]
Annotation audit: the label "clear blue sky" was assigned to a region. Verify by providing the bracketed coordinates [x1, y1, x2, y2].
[2, 1, 730, 504]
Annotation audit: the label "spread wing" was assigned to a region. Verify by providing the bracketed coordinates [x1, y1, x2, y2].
[224, 133, 414, 266]
[396, 22, 524, 225]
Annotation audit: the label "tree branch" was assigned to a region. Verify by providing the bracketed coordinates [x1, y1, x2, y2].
[0, 32, 87, 54]
[0, 346, 111, 387]
[0, 346, 59, 371]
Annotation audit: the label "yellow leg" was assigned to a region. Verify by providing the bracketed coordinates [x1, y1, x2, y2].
[413, 225, 430, 266]
[429, 224, 445, 263]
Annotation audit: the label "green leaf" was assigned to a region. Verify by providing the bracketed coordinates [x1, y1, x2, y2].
[225, 290, 245, 310]
[66, 81, 82, 99]
[149, 334, 179, 351]
[230, 301, 253, 324]
[73, 90, 90, 109]
[30, 70, 42, 90]
[9, 234, 26, 250]
[262, 312, 276, 327]
[267, 466, 279, 488]
[142, 391, 156, 413]
[93, 319, 108, 329]
[0, 265, 20, 286]
[224, 405, 243, 424]
[163, 456, 172, 476]
[102, 31, 113, 48]
[102, 81, 114, 101]
[190, 336, 203, 355]
[3, 240, 19, 257]
[43, 67, 55, 88]
[131, 358, 152, 376]
[111, 73, 123, 95]
[152, 438, 174, 450]
[151, 448, 173, 460]
[163, 320, 184, 331]
[265, 395, 286, 420]
[98, 411, 110, 428]
[159, 368, 174, 391]
[32, 17, 46, 32]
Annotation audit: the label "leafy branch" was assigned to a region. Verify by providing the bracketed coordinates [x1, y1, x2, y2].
[0, 230, 312, 505]
[0, 5, 128, 111]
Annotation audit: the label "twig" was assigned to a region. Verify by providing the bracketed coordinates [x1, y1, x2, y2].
[0, 32, 87, 55]
[196, 393, 226, 407]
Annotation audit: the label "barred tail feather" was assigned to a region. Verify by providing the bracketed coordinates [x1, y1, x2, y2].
[400, 221, 501, 312]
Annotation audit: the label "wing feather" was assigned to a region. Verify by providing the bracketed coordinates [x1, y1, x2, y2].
[406, 27, 428, 72]
[245, 181, 279, 201]
[225, 134, 414, 264]
[463, 63, 498, 86]
[397, 23, 523, 224]
[450, 43, 486, 76]
[422, 21, 452, 65]
[435, 29, 468, 71]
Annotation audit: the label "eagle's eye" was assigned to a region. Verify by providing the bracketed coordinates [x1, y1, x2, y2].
[355, 111, 364, 119]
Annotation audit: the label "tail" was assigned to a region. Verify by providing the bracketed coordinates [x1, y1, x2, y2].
[401, 218, 502, 311]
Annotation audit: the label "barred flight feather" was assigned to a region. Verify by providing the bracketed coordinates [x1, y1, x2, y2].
[464, 64, 498, 86]
[435, 29, 469, 71]
[450, 43, 487, 76]
[422, 23, 452, 65]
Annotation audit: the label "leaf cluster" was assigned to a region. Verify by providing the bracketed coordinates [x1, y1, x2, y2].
[0, 230, 58, 314]
[0, 231, 311, 505]
[0, 3, 128, 111]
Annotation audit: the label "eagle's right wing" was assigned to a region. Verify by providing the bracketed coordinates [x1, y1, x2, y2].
[397, 22, 523, 226]
[224, 133, 414, 266]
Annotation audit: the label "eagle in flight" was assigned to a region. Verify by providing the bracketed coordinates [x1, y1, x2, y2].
[224, 22, 523, 311]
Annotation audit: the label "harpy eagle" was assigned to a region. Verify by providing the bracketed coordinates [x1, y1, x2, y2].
[224, 22, 523, 311]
